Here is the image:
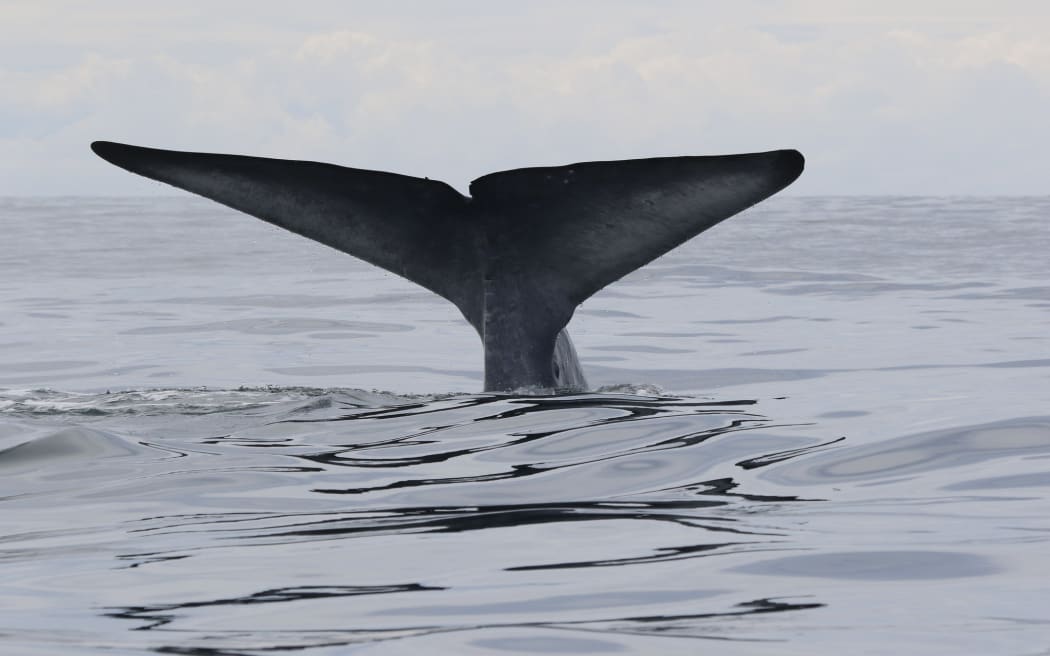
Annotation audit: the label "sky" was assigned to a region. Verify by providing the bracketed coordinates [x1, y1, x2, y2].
[2, 0, 1049, 195]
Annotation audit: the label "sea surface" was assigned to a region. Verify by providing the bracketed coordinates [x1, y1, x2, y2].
[1, 196, 1048, 655]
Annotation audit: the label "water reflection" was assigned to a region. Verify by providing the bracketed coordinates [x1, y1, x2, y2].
[107, 591, 823, 654]
[107, 583, 444, 630]
[3, 388, 1048, 654]
[17, 390, 819, 652]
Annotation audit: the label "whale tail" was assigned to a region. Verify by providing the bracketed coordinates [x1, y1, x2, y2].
[91, 141, 803, 391]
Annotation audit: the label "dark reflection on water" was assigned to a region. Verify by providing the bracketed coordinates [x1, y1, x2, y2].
[289, 395, 793, 498]
[109, 594, 824, 655]
[123, 500, 778, 564]
[107, 583, 445, 630]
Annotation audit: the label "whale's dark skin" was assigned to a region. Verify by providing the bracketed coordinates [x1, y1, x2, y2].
[91, 141, 804, 392]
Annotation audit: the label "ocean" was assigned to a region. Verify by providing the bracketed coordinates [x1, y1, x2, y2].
[1, 195, 1048, 654]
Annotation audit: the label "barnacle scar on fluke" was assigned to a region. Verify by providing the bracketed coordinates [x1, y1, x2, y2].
[91, 141, 804, 392]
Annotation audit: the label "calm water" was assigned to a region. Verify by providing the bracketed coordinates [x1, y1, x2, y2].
[1, 196, 1048, 655]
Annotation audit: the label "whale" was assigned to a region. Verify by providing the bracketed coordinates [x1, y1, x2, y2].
[90, 141, 803, 392]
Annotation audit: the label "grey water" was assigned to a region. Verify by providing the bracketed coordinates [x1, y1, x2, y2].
[1, 195, 1048, 655]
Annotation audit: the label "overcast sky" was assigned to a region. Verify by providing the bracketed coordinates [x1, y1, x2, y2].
[3, 1, 1049, 195]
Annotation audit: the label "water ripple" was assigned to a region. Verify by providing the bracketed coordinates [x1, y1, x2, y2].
[1, 385, 1047, 653]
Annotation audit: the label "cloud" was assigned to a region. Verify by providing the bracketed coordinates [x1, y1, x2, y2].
[1, 2, 1049, 194]
[0, 54, 131, 132]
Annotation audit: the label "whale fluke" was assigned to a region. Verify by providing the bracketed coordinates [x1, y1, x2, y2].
[91, 141, 803, 392]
